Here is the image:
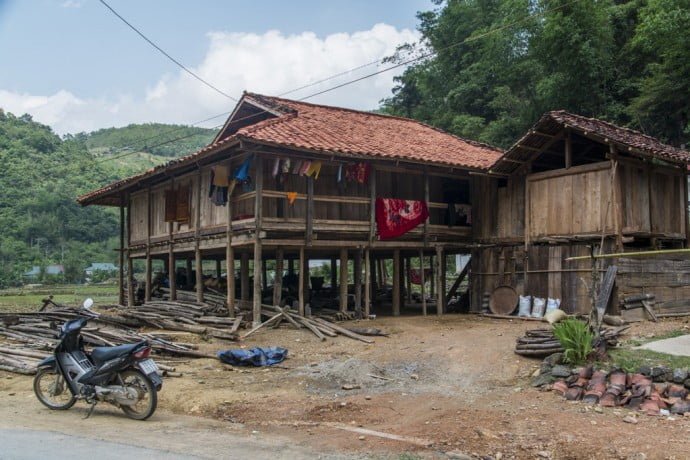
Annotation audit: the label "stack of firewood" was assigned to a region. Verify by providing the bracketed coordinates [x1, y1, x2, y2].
[515, 326, 629, 357]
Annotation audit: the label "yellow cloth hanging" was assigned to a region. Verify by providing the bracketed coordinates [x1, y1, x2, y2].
[286, 192, 298, 205]
[213, 165, 230, 186]
[305, 161, 322, 179]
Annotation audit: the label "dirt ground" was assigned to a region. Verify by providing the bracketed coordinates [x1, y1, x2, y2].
[2, 314, 690, 459]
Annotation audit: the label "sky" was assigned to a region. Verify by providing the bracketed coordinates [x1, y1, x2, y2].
[0, 0, 431, 134]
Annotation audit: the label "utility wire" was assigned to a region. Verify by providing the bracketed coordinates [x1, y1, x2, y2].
[97, 0, 584, 163]
[98, 0, 237, 101]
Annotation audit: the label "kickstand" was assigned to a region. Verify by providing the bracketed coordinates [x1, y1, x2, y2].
[83, 401, 97, 419]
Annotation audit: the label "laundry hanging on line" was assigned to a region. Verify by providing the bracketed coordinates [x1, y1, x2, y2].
[409, 268, 433, 285]
[375, 198, 429, 240]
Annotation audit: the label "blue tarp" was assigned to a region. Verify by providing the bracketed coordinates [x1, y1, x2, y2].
[217, 347, 288, 367]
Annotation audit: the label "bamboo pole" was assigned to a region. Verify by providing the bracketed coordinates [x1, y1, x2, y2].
[565, 248, 690, 262]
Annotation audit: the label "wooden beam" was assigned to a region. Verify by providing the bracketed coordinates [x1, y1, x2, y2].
[339, 248, 348, 312]
[145, 187, 152, 302]
[685, 173, 690, 246]
[420, 250, 427, 316]
[144, 252, 152, 303]
[364, 248, 371, 318]
[186, 258, 193, 290]
[298, 247, 305, 316]
[273, 247, 284, 306]
[168, 178, 176, 301]
[215, 259, 222, 279]
[330, 258, 337, 290]
[392, 249, 401, 316]
[118, 203, 125, 305]
[195, 246, 203, 303]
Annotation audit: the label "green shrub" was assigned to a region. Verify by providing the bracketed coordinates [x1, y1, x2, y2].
[553, 319, 594, 365]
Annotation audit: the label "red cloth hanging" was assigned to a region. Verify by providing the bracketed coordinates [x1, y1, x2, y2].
[375, 198, 429, 240]
[409, 268, 433, 285]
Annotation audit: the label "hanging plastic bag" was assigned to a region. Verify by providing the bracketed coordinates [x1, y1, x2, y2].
[531, 297, 546, 318]
[518, 295, 532, 317]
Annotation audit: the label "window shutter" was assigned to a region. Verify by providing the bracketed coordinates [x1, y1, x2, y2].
[176, 185, 191, 223]
[164, 190, 177, 222]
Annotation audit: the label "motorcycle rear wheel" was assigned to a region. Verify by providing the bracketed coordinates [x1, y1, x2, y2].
[119, 369, 157, 420]
[33, 367, 76, 410]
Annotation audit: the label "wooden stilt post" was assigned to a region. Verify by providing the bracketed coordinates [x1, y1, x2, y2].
[330, 258, 337, 290]
[253, 242, 262, 325]
[253, 153, 263, 326]
[420, 249, 427, 316]
[215, 259, 222, 279]
[118, 203, 125, 305]
[145, 187, 152, 303]
[273, 247, 284, 307]
[195, 247, 203, 303]
[364, 248, 371, 318]
[168, 249, 176, 301]
[354, 248, 362, 318]
[227, 246, 235, 317]
[186, 258, 193, 290]
[240, 252, 249, 302]
[393, 249, 401, 316]
[127, 254, 134, 307]
[429, 255, 435, 299]
[226, 160, 235, 317]
[436, 246, 444, 316]
[298, 247, 305, 316]
[339, 248, 348, 312]
[288, 258, 295, 276]
[262, 260, 268, 291]
[144, 253, 152, 302]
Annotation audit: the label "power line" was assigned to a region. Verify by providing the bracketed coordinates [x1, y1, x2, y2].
[98, 0, 237, 101]
[97, 0, 584, 163]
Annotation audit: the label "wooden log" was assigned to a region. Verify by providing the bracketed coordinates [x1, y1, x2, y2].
[364, 248, 371, 318]
[253, 241, 263, 327]
[311, 317, 374, 343]
[0, 347, 48, 360]
[240, 312, 282, 339]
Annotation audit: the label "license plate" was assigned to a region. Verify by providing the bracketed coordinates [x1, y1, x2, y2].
[138, 358, 159, 375]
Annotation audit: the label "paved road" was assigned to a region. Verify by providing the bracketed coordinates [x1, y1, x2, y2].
[0, 429, 200, 460]
[0, 398, 357, 460]
[637, 333, 690, 357]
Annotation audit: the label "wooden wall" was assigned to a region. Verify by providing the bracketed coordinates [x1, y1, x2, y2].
[471, 243, 610, 314]
[617, 257, 690, 314]
[472, 174, 525, 241]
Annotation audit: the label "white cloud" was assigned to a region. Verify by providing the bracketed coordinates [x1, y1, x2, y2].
[60, 1, 83, 8]
[0, 23, 419, 134]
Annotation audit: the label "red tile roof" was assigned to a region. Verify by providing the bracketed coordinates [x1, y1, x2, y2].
[491, 110, 690, 174]
[78, 93, 502, 206]
[236, 93, 503, 169]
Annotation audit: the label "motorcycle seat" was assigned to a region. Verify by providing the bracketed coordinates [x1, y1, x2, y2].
[91, 341, 147, 364]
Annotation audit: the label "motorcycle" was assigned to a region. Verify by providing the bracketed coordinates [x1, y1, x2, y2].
[33, 298, 162, 420]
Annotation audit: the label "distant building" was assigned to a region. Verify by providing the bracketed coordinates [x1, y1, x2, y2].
[23, 264, 65, 281]
[85, 263, 118, 276]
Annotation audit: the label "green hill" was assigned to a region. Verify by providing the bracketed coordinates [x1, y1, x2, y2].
[0, 112, 217, 288]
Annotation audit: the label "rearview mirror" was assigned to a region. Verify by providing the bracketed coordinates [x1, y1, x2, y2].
[83, 298, 94, 310]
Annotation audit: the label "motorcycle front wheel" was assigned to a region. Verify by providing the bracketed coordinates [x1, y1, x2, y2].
[33, 367, 76, 410]
[119, 369, 157, 420]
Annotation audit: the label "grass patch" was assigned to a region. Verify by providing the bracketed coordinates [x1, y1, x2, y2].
[0, 284, 119, 313]
[608, 348, 690, 372]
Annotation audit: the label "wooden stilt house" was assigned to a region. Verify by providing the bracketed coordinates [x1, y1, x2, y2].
[78, 92, 503, 324]
[473, 111, 690, 314]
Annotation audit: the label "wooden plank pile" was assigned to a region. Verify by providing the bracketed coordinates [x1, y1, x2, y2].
[620, 293, 690, 322]
[242, 304, 375, 343]
[0, 307, 216, 374]
[115, 300, 243, 341]
[515, 326, 628, 358]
